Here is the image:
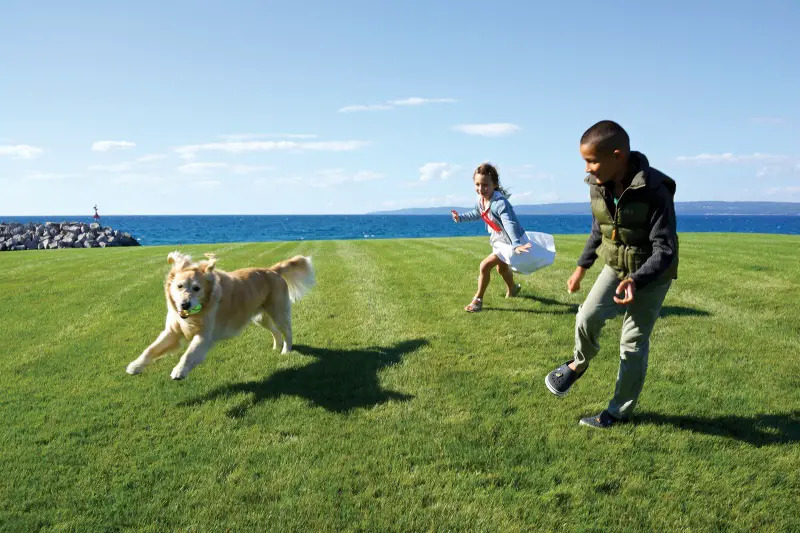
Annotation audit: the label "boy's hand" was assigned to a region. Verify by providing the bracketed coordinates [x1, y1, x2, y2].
[451, 210, 460, 222]
[567, 267, 587, 293]
[514, 242, 532, 254]
[614, 278, 636, 304]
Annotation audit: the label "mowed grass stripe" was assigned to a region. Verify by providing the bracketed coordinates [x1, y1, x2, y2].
[329, 239, 420, 345]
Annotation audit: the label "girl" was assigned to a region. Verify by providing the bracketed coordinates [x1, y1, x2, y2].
[452, 163, 532, 312]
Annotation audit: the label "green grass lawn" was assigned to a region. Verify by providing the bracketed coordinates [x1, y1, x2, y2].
[1, 234, 799, 531]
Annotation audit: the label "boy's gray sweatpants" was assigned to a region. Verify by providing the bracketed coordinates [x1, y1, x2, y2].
[573, 265, 672, 420]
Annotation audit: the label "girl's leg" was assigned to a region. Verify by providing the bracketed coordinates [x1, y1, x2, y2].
[475, 254, 502, 299]
[465, 254, 503, 311]
[496, 261, 517, 295]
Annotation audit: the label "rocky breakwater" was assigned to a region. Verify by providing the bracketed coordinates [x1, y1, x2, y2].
[0, 221, 141, 251]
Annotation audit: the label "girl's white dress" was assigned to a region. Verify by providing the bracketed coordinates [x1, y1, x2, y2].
[492, 231, 556, 275]
[477, 195, 556, 275]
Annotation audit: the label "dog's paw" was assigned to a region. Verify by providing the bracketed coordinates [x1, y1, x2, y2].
[126, 361, 145, 375]
[170, 365, 188, 380]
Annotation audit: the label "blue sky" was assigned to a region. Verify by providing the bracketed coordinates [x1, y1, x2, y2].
[1, 0, 798, 215]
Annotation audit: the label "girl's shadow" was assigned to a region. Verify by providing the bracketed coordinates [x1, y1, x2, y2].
[483, 294, 579, 314]
[180, 338, 427, 417]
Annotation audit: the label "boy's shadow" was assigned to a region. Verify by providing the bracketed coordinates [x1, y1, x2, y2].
[659, 306, 711, 318]
[488, 294, 710, 317]
[634, 411, 800, 446]
[181, 338, 427, 417]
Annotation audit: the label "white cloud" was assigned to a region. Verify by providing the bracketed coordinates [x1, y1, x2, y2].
[388, 97, 457, 106]
[338, 104, 394, 113]
[91, 140, 136, 152]
[419, 162, 462, 181]
[675, 152, 791, 163]
[219, 133, 318, 141]
[0, 144, 44, 159]
[178, 162, 272, 175]
[338, 96, 457, 112]
[255, 169, 382, 188]
[174, 140, 368, 159]
[453, 123, 521, 137]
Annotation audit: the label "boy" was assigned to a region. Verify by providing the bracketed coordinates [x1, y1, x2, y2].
[545, 120, 678, 428]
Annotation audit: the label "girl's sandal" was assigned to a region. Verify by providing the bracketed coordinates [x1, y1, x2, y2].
[464, 297, 483, 312]
[506, 283, 522, 298]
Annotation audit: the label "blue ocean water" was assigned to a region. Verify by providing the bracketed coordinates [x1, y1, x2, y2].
[2, 215, 799, 246]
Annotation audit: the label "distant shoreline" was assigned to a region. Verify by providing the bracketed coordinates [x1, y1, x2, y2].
[369, 201, 800, 216]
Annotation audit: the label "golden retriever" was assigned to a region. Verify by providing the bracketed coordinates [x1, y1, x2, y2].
[126, 251, 315, 380]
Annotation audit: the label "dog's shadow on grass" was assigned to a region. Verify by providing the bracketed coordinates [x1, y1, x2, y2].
[634, 411, 800, 446]
[487, 294, 710, 317]
[181, 338, 427, 417]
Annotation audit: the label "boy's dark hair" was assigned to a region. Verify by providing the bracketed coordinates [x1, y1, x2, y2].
[473, 162, 510, 198]
[580, 120, 630, 154]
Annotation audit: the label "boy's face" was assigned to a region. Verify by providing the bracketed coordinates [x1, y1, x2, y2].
[580, 143, 626, 185]
[474, 173, 495, 200]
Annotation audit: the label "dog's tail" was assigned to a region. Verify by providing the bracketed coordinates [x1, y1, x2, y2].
[270, 255, 315, 303]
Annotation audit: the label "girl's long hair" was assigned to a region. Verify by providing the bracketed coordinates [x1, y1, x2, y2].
[474, 162, 510, 198]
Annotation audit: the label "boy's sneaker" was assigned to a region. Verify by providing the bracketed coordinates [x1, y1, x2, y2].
[579, 410, 625, 429]
[544, 360, 585, 397]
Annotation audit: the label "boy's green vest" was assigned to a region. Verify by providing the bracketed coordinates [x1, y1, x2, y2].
[589, 160, 678, 282]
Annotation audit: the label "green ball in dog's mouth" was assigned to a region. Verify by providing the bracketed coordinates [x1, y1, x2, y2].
[180, 304, 203, 318]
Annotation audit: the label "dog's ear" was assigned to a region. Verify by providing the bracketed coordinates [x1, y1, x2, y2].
[199, 252, 217, 273]
[167, 251, 192, 270]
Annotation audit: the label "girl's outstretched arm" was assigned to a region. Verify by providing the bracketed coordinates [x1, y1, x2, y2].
[456, 205, 481, 222]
